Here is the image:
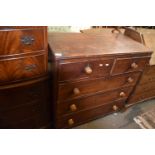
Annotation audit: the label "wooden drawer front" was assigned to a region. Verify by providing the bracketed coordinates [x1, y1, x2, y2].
[57, 86, 133, 116]
[138, 66, 155, 85]
[59, 58, 114, 81]
[0, 28, 46, 55]
[128, 89, 155, 105]
[112, 57, 150, 75]
[58, 72, 140, 101]
[130, 81, 155, 95]
[56, 100, 125, 128]
[0, 101, 41, 125]
[0, 79, 48, 110]
[0, 54, 47, 84]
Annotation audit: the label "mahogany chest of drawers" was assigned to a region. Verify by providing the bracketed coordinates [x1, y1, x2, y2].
[0, 26, 52, 128]
[48, 29, 152, 128]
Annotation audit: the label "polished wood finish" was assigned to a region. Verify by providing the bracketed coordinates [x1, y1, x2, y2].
[111, 57, 150, 75]
[59, 58, 114, 81]
[57, 86, 133, 116]
[127, 65, 155, 105]
[0, 77, 52, 129]
[48, 31, 152, 128]
[58, 72, 141, 101]
[0, 54, 47, 84]
[0, 26, 51, 129]
[56, 100, 125, 128]
[0, 28, 46, 56]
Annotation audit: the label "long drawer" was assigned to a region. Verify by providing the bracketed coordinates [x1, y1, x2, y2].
[0, 101, 52, 129]
[56, 100, 125, 128]
[0, 54, 47, 84]
[57, 86, 133, 116]
[0, 28, 47, 56]
[0, 77, 48, 109]
[58, 72, 141, 101]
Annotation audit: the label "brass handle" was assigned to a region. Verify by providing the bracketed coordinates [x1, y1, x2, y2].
[131, 62, 138, 69]
[24, 64, 37, 71]
[85, 66, 92, 74]
[70, 104, 77, 112]
[127, 77, 134, 83]
[73, 88, 80, 95]
[21, 36, 35, 45]
[68, 118, 74, 126]
[112, 105, 118, 111]
[119, 92, 126, 97]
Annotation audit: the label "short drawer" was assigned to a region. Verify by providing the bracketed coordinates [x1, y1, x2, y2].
[0, 54, 47, 84]
[57, 86, 133, 116]
[56, 100, 125, 128]
[112, 57, 150, 75]
[58, 72, 141, 101]
[0, 28, 47, 56]
[59, 58, 114, 81]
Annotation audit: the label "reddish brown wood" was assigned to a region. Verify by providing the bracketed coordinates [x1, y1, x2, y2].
[48, 32, 152, 60]
[0, 26, 51, 129]
[58, 72, 141, 101]
[59, 58, 114, 82]
[127, 65, 155, 105]
[0, 54, 47, 84]
[0, 77, 53, 129]
[0, 28, 47, 56]
[56, 100, 125, 128]
[48, 31, 152, 128]
[57, 86, 133, 116]
[111, 56, 150, 75]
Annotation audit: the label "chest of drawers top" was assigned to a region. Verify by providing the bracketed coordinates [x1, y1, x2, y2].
[48, 32, 152, 60]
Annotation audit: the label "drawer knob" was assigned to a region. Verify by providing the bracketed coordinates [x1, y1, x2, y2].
[70, 104, 77, 112]
[105, 63, 110, 67]
[119, 92, 126, 97]
[131, 62, 138, 69]
[85, 66, 92, 74]
[112, 105, 118, 111]
[127, 77, 134, 83]
[68, 118, 74, 126]
[73, 88, 80, 95]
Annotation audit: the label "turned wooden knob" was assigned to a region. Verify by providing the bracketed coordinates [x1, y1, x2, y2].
[119, 92, 126, 97]
[73, 88, 80, 95]
[112, 105, 118, 111]
[68, 118, 74, 126]
[70, 104, 77, 112]
[131, 62, 138, 69]
[85, 66, 92, 74]
[127, 77, 134, 83]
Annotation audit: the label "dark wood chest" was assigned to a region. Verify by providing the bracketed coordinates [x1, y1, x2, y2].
[0, 26, 52, 128]
[48, 29, 152, 128]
